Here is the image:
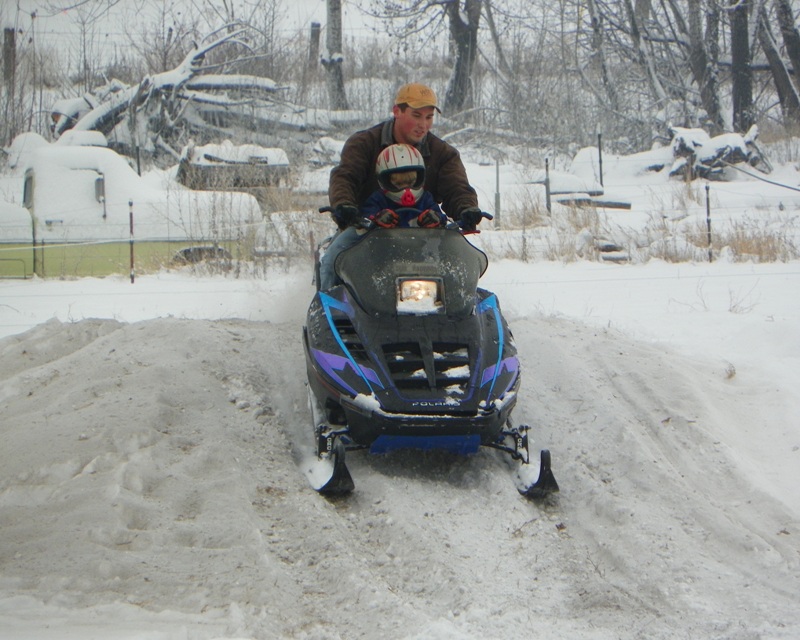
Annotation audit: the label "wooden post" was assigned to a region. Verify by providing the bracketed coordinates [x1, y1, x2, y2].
[309, 22, 321, 66]
[3, 28, 17, 144]
[705, 184, 712, 262]
[545, 158, 552, 213]
[3, 28, 15, 84]
[494, 157, 501, 228]
[129, 200, 135, 283]
[597, 133, 604, 187]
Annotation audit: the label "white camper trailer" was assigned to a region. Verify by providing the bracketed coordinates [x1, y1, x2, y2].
[6, 135, 261, 277]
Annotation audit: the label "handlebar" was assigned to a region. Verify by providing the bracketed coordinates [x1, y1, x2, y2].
[320, 205, 493, 232]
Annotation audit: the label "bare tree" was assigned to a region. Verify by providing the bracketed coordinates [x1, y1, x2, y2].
[366, 0, 481, 113]
[126, 2, 202, 75]
[773, 0, 800, 77]
[42, 0, 126, 91]
[482, 0, 513, 79]
[2, 27, 19, 145]
[321, 0, 348, 110]
[443, 0, 481, 113]
[686, 0, 725, 132]
[757, 2, 800, 126]
[1, 9, 65, 142]
[729, 0, 754, 132]
[585, 0, 621, 114]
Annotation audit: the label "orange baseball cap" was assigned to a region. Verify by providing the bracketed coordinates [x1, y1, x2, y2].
[394, 83, 441, 113]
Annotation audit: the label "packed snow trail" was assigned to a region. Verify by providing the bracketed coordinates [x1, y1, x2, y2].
[0, 316, 797, 639]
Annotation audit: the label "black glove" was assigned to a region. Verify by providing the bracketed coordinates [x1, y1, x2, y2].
[373, 209, 399, 228]
[458, 207, 484, 231]
[332, 204, 359, 230]
[417, 209, 443, 228]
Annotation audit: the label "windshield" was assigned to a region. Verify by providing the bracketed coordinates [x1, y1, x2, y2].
[335, 228, 488, 317]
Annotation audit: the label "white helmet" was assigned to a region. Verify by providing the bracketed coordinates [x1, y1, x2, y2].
[376, 144, 426, 204]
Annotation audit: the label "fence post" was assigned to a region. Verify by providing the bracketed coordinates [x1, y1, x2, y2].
[31, 215, 38, 277]
[494, 157, 501, 228]
[129, 200, 135, 283]
[597, 133, 604, 187]
[705, 184, 712, 262]
[545, 158, 552, 213]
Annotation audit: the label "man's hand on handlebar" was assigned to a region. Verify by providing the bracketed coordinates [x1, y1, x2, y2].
[332, 204, 359, 230]
[457, 207, 494, 232]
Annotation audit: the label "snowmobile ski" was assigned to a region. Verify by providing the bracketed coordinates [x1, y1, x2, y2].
[308, 436, 354, 495]
[516, 449, 559, 499]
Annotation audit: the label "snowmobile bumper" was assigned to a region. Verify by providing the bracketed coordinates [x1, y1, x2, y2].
[338, 391, 517, 451]
[370, 434, 481, 455]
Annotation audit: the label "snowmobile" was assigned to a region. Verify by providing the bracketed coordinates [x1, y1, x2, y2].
[302, 213, 558, 498]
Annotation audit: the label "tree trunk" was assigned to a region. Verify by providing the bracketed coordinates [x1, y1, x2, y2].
[623, 0, 668, 105]
[3, 28, 16, 145]
[730, 0, 753, 132]
[686, 0, 724, 132]
[483, 0, 512, 78]
[758, 5, 800, 126]
[773, 0, 800, 92]
[444, 0, 481, 114]
[323, 0, 348, 110]
[586, 0, 620, 114]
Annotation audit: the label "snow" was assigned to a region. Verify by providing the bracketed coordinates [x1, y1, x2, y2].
[1, 141, 800, 639]
[185, 141, 289, 167]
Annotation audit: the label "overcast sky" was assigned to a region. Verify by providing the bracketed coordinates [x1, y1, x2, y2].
[1, 0, 379, 40]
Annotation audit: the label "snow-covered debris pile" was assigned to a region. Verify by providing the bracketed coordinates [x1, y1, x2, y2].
[182, 140, 289, 167]
[178, 140, 290, 189]
[668, 125, 768, 179]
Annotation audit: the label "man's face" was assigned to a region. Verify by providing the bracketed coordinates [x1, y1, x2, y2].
[392, 105, 435, 145]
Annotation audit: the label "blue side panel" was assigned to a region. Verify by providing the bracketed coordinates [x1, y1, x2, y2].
[318, 290, 378, 394]
[476, 293, 504, 397]
[370, 434, 482, 455]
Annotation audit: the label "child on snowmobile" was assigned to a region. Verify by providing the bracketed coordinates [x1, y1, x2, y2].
[319, 144, 446, 290]
[363, 143, 447, 229]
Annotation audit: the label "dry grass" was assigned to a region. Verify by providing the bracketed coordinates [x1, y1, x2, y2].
[685, 214, 799, 263]
[717, 217, 799, 262]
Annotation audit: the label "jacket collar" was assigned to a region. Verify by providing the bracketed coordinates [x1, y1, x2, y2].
[381, 119, 431, 157]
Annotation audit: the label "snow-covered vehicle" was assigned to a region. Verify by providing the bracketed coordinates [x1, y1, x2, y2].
[302, 220, 559, 497]
[7, 133, 261, 276]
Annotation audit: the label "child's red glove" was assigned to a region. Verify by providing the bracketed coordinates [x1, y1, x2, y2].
[373, 209, 399, 228]
[417, 209, 443, 228]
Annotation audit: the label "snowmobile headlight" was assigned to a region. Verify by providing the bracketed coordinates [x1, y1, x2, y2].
[396, 278, 443, 315]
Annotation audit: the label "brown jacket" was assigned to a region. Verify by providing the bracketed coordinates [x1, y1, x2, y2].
[328, 120, 478, 220]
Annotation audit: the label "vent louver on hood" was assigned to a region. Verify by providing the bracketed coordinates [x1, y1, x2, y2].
[383, 341, 470, 390]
